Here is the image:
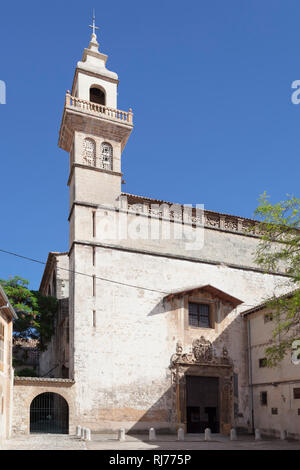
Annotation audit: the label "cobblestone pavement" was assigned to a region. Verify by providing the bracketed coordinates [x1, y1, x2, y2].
[3, 433, 300, 450]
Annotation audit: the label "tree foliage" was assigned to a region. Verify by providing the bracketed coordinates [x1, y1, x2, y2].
[254, 192, 300, 365]
[0, 276, 57, 351]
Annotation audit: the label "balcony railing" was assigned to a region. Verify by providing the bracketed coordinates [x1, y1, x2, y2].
[65, 91, 133, 124]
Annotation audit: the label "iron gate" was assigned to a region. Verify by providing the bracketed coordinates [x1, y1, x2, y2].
[30, 392, 69, 434]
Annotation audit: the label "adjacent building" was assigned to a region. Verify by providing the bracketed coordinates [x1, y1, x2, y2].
[39, 252, 69, 379]
[243, 296, 300, 440]
[0, 285, 17, 445]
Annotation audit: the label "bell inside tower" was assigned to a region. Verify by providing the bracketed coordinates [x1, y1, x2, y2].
[90, 87, 106, 105]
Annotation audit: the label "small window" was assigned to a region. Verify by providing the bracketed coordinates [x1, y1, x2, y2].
[293, 388, 300, 399]
[259, 358, 267, 368]
[298, 409, 300, 415]
[260, 391, 268, 405]
[83, 138, 96, 167]
[264, 313, 273, 323]
[100, 142, 113, 170]
[271, 408, 278, 415]
[188, 303, 211, 328]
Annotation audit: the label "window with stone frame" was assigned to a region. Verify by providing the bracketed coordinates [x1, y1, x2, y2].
[83, 138, 96, 167]
[100, 142, 113, 170]
[0, 321, 4, 372]
[188, 302, 211, 328]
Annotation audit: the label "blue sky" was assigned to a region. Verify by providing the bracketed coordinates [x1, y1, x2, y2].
[0, 0, 300, 289]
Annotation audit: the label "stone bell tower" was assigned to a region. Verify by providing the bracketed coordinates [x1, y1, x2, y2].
[57, 18, 133, 380]
[58, 17, 133, 209]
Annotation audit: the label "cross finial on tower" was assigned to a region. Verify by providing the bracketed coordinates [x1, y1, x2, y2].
[89, 9, 99, 37]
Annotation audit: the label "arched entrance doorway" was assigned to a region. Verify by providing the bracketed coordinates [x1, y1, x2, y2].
[30, 392, 69, 434]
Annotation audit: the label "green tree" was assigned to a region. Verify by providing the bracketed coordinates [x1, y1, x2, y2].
[254, 192, 300, 365]
[0, 276, 57, 351]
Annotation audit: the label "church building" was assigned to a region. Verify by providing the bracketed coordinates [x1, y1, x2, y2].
[12, 22, 292, 437]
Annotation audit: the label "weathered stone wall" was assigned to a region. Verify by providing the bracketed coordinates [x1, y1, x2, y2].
[68, 241, 289, 433]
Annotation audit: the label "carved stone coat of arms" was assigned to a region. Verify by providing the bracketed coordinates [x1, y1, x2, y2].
[192, 336, 213, 362]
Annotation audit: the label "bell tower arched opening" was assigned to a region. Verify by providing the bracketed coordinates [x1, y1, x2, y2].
[90, 86, 106, 105]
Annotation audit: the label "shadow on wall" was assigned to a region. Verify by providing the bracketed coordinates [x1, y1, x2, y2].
[125, 299, 250, 436]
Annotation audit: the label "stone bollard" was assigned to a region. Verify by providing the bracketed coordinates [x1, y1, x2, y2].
[255, 429, 262, 441]
[118, 428, 126, 441]
[76, 425, 81, 438]
[149, 428, 156, 441]
[204, 428, 212, 441]
[85, 428, 91, 441]
[230, 428, 237, 441]
[280, 430, 287, 440]
[81, 427, 85, 439]
[177, 428, 184, 441]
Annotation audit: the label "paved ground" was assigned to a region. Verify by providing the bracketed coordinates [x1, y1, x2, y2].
[3, 433, 300, 450]
[3, 434, 87, 450]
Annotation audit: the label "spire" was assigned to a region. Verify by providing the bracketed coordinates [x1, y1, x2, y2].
[78, 11, 118, 82]
[88, 10, 100, 52]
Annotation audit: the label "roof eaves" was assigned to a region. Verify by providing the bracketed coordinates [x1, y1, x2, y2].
[0, 285, 17, 319]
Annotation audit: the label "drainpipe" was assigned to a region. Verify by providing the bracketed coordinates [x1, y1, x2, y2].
[247, 317, 255, 434]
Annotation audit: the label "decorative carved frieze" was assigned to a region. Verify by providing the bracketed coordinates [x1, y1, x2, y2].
[170, 337, 231, 369]
[126, 200, 260, 236]
[224, 217, 238, 231]
[205, 214, 220, 228]
[241, 220, 256, 234]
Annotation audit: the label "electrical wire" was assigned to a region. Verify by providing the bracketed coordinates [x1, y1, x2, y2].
[0, 248, 168, 294]
[0, 247, 270, 306]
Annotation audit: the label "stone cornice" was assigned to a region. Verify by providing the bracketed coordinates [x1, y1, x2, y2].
[14, 377, 75, 386]
[67, 163, 123, 187]
[58, 100, 133, 153]
[71, 67, 119, 95]
[67, 200, 260, 239]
